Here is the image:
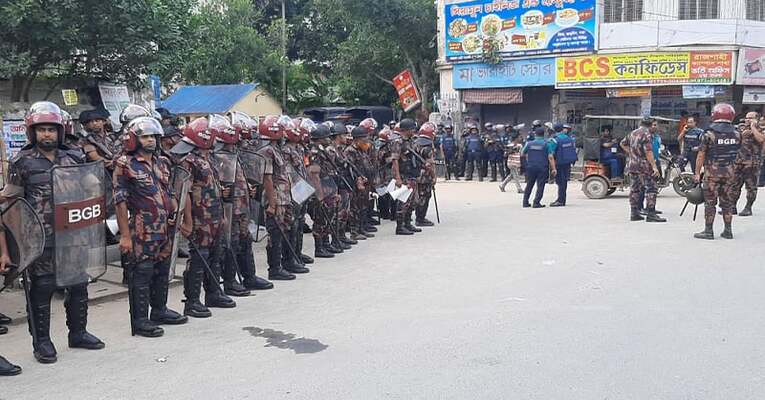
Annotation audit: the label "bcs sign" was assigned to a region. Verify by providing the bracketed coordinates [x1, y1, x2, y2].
[54, 196, 106, 231]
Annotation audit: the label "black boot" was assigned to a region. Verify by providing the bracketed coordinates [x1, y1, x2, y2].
[130, 284, 164, 338]
[183, 268, 212, 318]
[739, 201, 754, 217]
[395, 212, 414, 235]
[222, 251, 251, 297]
[294, 229, 313, 264]
[223, 280, 251, 297]
[721, 222, 734, 239]
[630, 208, 644, 221]
[282, 248, 310, 274]
[314, 237, 335, 258]
[65, 285, 106, 350]
[203, 259, 236, 308]
[0, 356, 21, 376]
[326, 237, 344, 254]
[29, 276, 57, 364]
[694, 224, 715, 240]
[267, 240, 296, 280]
[645, 208, 667, 223]
[238, 241, 274, 290]
[150, 272, 188, 325]
[300, 254, 315, 264]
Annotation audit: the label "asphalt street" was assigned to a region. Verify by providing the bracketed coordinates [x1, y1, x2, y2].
[2, 180, 764, 400]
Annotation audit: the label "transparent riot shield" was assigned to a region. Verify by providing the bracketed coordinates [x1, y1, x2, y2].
[168, 166, 192, 279]
[239, 150, 267, 239]
[214, 151, 239, 247]
[285, 163, 315, 205]
[51, 162, 107, 287]
[0, 198, 45, 291]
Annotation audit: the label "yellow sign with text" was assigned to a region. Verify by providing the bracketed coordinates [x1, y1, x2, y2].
[556, 51, 734, 88]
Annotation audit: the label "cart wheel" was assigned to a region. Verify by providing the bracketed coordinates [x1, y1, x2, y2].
[583, 176, 610, 199]
[673, 172, 696, 197]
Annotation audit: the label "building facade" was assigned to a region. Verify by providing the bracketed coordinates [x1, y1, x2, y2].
[436, 0, 765, 139]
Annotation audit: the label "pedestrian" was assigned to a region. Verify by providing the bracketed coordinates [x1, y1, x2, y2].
[679, 116, 704, 173]
[622, 117, 666, 222]
[694, 103, 740, 239]
[522, 127, 556, 208]
[730, 112, 764, 216]
[499, 133, 524, 193]
[390, 118, 421, 235]
[113, 117, 188, 338]
[257, 116, 303, 280]
[172, 117, 236, 318]
[2, 102, 105, 363]
[549, 123, 578, 207]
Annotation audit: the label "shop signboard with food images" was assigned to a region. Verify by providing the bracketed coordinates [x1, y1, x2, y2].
[555, 51, 734, 89]
[444, 0, 597, 62]
[737, 48, 765, 86]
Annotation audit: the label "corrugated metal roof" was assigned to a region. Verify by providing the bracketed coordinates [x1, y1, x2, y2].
[161, 84, 258, 115]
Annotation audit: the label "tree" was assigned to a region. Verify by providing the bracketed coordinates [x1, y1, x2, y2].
[0, 0, 193, 101]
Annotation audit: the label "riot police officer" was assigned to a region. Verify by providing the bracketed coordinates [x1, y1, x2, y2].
[680, 116, 703, 173]
[549, 123, 578, 207]
[694, 103, 740, 239]
[464, 124, 483, 181]
[440, 125, 458, 180]
[522, 127, 555, 208]
[731, 112, 764, 216]
[2, 102, 105, 363]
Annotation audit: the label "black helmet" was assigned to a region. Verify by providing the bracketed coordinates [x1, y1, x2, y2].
[330, 121, 346, 136]
[532, 119, 542, 128]
[641, 116, 656, 127]
[311, 124, 332, 139]
[400, 118, 417, 131]
[686, 185, 705, 205]
[351, 126, 368, 138]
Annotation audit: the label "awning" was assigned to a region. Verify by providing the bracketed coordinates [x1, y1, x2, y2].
[461, 88, 523, 104]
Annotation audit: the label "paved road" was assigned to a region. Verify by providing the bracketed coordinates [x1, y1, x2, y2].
[2, 181, 764, 400]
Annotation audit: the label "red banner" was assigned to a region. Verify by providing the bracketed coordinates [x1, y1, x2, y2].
[393, 70, 421, 113]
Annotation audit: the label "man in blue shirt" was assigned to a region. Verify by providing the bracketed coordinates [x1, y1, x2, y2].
[599, 125, 623, 178]
[679, 116, 703, 173]
[549, 123, 578, 207]
[522, 127, 556, 208]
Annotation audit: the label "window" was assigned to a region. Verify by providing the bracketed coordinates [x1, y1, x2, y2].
[604, 0, 644, 23]
[747, 0, 765, 21]
[679, 0, 719, 20]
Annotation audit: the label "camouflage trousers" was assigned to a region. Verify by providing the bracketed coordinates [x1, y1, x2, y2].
[309, 198, 334, 240]
[703, 176, 736, 224]
[350, 188, 368, 234]
[395, 179, 418, 222]
[732, 161, 761, 206]
[416, 181, 433, 207]
[629, 173, 657, 210]
[266, 205, 294, 250]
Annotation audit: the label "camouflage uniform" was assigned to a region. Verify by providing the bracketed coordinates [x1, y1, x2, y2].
[413, 137, 436, 224]
[731, 127, 763, 212]
[113, 152, 183, 330]
[306, 144, 338, 247]
[180, 151, 226, 305]
[375, 139, 395, 220]
[257, 143, 295, 274]
[699, 123, 740, 224]
[330, 145, 354, 241]
[343, 143, 373, 237]
[3, 145, 102, 357]
[625, 127, 658, 212]
[389, 136, 419, 228]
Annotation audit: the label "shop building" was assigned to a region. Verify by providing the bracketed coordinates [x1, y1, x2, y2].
[436, 0, 765, 139]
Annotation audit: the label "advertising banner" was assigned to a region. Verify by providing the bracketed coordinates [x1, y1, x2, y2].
[61, 89, 79, 106]
[393, 70, 421, 113]
[682, 85, 716, 99]
[98, 83, 131, 129]
[743, 87, 765, 104]
[453, 57, 555, 89]
[444, 0, 597, 62]
[606, 87, 651, 98]
[738, 48, 765, 86]
[2, 119, 28, 158]
[556, 51, 734, 89]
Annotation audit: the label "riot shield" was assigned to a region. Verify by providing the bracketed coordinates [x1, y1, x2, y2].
[214, 152, 238, 247]
[168, 166, 192, 279]
[238, 149, 265, 186]
[317, 176, 338, 201]
[285, 162, 315, 205]
[0, 199, 45, 291]
[51, 162, 107, 287]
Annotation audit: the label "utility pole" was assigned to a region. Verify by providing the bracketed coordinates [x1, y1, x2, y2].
[281, 0, 287, 112]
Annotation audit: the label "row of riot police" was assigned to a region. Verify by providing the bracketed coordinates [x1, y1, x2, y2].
[0, 102, 440, 376]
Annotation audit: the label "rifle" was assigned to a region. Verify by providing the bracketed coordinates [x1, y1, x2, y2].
[313, 144, 354, 191]
[81, 131, 115, 161]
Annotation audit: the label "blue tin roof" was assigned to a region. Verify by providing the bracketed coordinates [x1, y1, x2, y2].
[161, 84, 258, 115]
